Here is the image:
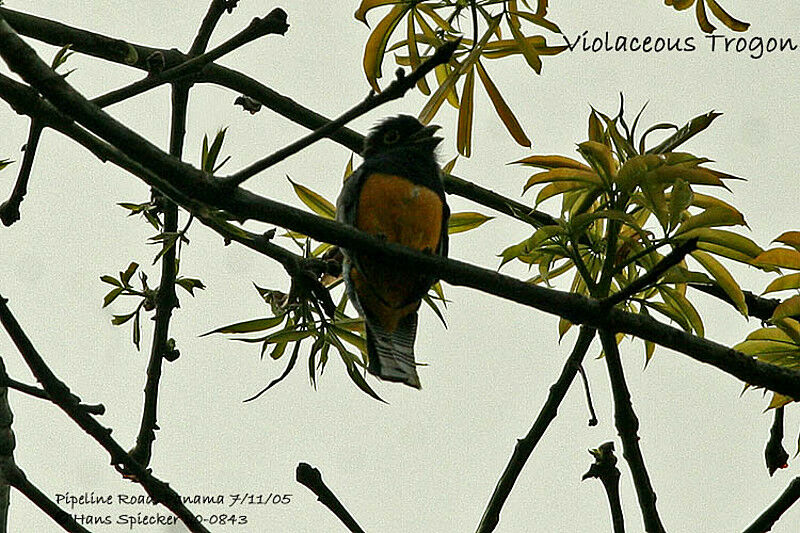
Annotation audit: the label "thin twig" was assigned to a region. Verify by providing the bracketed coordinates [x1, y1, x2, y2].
[2, 376, 104, 415]
[603, 238, 698, 308]
[742, 476, 800, 533]
[190, 0, 239, 56]
[582, 442, 625, 533]
[765, 407, 788, 477]
[0, 297, 210, 532]
[296, 462, 366, 533]
[222, 38, 461, 188]
[477, 327, 596, 533]
[91, 8, 288, 109]
[577, 364, 598, 426]
[599, 330, 665, 533]
[0, 119, 42, 226]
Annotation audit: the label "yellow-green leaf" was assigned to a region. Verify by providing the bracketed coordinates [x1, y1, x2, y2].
[768, 392, 794, 409]
[523, 168, 602, 193]
[705, 0, 750, 31]
[513, 154, 590, 170]
[442, 155, 458, 175]
[754, 249, 800, 270]
[354, 0, 403, 26]
[692, 250, 747, 315]
[507, 12, 542, 73]
[677, 228, 762, 261]
[773, 295, 800, 321]
[774, 231, 800, 252]
[668, 178, 693, 230]
[363, 4, 410, 91]
[288, 178, 336, 219]
[764, 273, 800, 295]
[457, 65, 475, 156]
[343, 154, 355, 181]
[659, 286, 705, 336]
[476, 61, 531, 148]
[675, 206, 746, 235]
[448, 211, 493, 234]
[577, 141, 617, 184]
[558, 316, 572, 340]
[405, 11, 430, 95]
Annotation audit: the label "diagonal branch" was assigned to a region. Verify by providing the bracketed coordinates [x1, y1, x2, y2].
[0, 119, 42, 226]
[190, 0, 240, 56]
[477, 326, 596, 533]
[599, 330, 665, 533]
[296, 462, 366, 533]
[742, 476, 800, 533]
[222, 38, 460, 187]
[92, 8, 288, 109]
[1, 25, 800, 400]
[0, 296, 211, 533]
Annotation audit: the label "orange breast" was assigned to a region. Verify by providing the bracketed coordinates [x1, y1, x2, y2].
[356, 173, 443, 252]
[352, 173, 444, 330]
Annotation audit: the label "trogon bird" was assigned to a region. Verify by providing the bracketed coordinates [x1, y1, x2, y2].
[336, 115, 449, 389]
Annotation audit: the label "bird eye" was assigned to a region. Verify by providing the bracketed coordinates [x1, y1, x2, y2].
[383, 129, 400, 144]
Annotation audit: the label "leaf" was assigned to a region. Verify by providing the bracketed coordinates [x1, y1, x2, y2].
[705, 0, 750, 31]
[668, 179, 693, 231]
[675, 206, 746, 235]
[343, 154, 355, 181]
[100, 275, 123, 287]
[363, 4, 411, 91]
[764, 273, 800, 295]
[692, 250, 747, 315]
[175, 277, 206, 296]
[448, 212, 493, 234]
[200, 315, 286, 336]
[0, 159, 13, 171]
[506, 11, 542, 73]
[103, 287, 124, 308]
[677, 228, 762, 261]
[476, 61, 531, 148]
[330, 325, 367, 355]
[405, 11, 430, 95]
[120, 262, 139, 285]
[287, 177, 336, 219]
[695, 0, 716, 33]
[658, 286, 705, 336]
[646, 111, 722, 154]
[442, 155, 458, 175]
[754, 249, 800, 270]
[774, 231, 800, 252]
[264, 329, 316, 346]
[457, 65, 475, 156]
[768, 393, 794, 410]
[133, 312, 141, 350]
[558, 317, 572, 340]
[354, 0, 401, 25]
[577, 141, 617, 184]
[508, 9, 561, 33]
[773, 295, 800, 321]
[513, 155, 590, 171]
[588, 109, 605, 144]
[523, 168, 602, 193]
[112, 311, 137, 326]
[419, 16, 500, 124]
[202, 127, 228, 173]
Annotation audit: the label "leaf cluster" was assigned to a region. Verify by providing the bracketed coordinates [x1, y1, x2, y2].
[357, 0, 564, 155]
[502, 98, 769, 362]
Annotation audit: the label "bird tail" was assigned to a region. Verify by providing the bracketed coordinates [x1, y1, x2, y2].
[366, 312, 421, 389]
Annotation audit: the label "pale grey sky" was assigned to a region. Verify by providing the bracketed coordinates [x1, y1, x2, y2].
[1, 1, 798, 532]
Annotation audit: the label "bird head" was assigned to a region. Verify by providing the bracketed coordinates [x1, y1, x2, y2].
[361, 115, 442, 158]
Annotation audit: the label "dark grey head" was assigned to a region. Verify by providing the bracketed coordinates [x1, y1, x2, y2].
[362, 115, 442, 158]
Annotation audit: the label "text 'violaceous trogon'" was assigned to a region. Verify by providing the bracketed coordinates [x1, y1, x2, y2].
[336, 115, 449, 389]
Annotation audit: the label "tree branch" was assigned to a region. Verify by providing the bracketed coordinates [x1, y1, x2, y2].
[91, 8, 289, 109]
[222, 38, 460, 187]
[743, 476, 800, 533]
[0, 119, 42, 226]
[599, 330, 665, 533]
[296, 462, 365, 533]
[128, 83, 188, 469]
[477, 326, 596, 533]
[189, 0, 239, 56]
[582, 441, 625, 533]
[0, 297, 211, 532]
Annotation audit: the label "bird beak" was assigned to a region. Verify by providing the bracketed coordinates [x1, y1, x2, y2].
[409, 124, 443, 147]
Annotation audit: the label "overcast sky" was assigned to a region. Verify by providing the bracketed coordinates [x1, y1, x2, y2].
[1, 1, 799, 532]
